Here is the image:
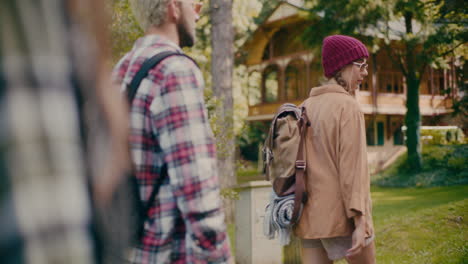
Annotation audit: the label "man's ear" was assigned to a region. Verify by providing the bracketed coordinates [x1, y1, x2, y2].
[167, 0, 181, 22]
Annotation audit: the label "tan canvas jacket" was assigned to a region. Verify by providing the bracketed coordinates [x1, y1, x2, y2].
[294, 84, 374, 239]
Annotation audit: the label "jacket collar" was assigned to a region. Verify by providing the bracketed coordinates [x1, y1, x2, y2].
[309, 84, 350, 97]
[134, 34, 182, 52]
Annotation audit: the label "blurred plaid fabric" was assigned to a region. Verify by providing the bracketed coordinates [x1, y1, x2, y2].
[0, 1, 99, 263]
[113, 35, 231, 264]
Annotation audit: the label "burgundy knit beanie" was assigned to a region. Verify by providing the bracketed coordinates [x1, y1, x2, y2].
[322, 35, 369, 78]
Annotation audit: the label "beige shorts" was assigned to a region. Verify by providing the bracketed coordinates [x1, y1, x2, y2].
[302, 235, 375, 261]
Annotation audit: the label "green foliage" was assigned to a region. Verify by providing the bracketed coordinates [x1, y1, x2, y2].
[421, 127, 466, 145]
[236, 122, 269, 161]
[451, 87, 468, 131]
[220, 188, 240, 200]
[373, 144, 468, 187]
[110, 0, 143, 63]
[253, 0, 282, 25]
[302, 0, 467, 61]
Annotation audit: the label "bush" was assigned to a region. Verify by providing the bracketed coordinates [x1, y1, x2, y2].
[420, 126, 465, 145]
[373, 144, 468, 187]
[237, 122, 269, 161]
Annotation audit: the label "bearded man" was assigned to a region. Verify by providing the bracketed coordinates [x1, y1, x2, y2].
[112, 0, 231, 263]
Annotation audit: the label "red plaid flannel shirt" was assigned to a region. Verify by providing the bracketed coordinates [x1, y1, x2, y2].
[113, 35, 231, 264]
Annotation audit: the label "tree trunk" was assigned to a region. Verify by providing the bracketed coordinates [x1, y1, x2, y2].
[210, 0, 236, 223]
[405, 73, 422, 172]
[404, 10, 422, 172]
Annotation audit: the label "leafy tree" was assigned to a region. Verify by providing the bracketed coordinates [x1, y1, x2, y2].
[210, 0, 236, 222]
[302, 0, 467, 172]
[109, 0, 143, 63]
[209, 0, 264, 221]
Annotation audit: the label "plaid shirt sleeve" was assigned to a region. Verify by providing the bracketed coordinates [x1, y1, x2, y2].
[150, 56, 231, 262]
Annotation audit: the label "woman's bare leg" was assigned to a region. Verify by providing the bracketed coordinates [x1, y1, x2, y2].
[302, 247, 333, 264]
[345, 241, 375, 264]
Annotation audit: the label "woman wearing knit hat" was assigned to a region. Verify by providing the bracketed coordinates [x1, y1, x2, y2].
[295, 35, 376, 263]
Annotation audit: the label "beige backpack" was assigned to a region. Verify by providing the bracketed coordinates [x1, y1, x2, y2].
[263, 103, 310, 224]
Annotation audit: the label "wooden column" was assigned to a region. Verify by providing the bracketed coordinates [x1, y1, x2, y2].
[371, 53, 378, 114]
[430, 67, 434, 108]
[443, 69, 448, 98]
[450, 59, 456, 98]
[277, 58, 290, 101]
[261, 69, 266, 103]
[305, 62, 310, 97]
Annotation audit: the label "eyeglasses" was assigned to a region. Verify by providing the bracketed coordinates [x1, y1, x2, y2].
[352, 61, 368, 71]
[176, 0, 203, 14]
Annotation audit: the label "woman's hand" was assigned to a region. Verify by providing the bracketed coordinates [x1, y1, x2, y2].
[346, 215, 366, 259]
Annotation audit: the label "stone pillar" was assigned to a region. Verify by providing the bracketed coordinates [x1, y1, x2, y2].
[235, 181, 283, 264]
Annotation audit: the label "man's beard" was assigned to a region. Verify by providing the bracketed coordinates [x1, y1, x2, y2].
[177, 18, 195, 48]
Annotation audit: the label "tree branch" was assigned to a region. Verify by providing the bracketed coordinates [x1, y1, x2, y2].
[384, 43, 408, 76]
[438, 41, 467, 58]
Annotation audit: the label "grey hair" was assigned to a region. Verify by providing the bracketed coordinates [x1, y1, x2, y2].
[130, 0, 171, 30]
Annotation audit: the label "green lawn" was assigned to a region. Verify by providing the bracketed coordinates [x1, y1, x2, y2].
[336, 185, 468, 264]
[234, 159, 468, 263]
[228, 184, 468, 263]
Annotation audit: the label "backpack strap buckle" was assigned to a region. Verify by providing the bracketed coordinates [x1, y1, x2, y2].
[295, 160, 306, 170]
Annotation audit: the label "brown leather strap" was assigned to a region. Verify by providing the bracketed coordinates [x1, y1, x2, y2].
[291, 106, 310, 224]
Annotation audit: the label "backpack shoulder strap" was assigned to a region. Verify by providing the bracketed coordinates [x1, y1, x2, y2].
[127, 51, 198, 228]
[127, 51, 198, 104]
[291, 106, 310, 224]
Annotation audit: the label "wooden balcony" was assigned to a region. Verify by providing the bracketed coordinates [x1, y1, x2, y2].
[245, 50, 457, 121]
[247, 92, 453, 121]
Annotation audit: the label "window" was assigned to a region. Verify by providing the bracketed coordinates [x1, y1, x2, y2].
[377, 122, 385, 146]
[361, 78, 370, 91]
[248, 71, 262, 106]
[366, 120, 376, 146]
[309, 60, 322, 90]
[365, 118, 385, 146]
[393, 124, 404, 145]
[263, 66, 279, 103]
[378, 71, 403, 94]
[285, 59, 306, 100]
[426, 69, 445, 96]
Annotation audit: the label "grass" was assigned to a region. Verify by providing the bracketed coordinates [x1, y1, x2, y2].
[333, 185, 468, 264]
[228, 184, 468, 263]
[234, 148, 468, 263]
[236, 161, 263, 184]
[370, 186, 468, 264]
[227, 223, 235, 259]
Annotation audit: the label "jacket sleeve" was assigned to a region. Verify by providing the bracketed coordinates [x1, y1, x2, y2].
[149, 57, 231, 262]
[338, 102, 370, 219]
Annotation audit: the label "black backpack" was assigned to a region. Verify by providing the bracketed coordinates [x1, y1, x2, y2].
[97, 51, 198, 262]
